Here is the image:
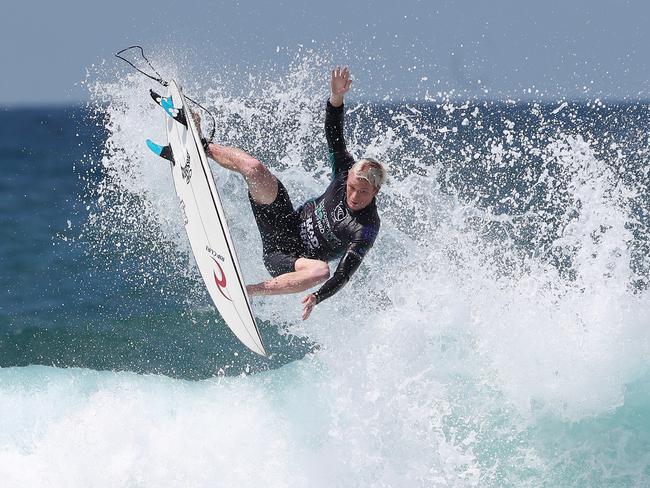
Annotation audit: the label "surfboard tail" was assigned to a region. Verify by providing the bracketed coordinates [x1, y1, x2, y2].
[150, 89, 187, 126]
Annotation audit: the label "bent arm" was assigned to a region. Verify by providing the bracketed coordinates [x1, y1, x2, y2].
[313, 250, 363, 304]
[314, 242, 372, 303]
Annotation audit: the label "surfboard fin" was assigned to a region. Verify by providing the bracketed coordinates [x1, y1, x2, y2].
[146, 139, 175, 165]
[150, 89, 188, 126]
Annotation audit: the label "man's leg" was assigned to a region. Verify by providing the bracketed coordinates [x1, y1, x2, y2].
[247, 258, 330, 296]
[205, 143, 324, 297]
[206, 143, 278, 204]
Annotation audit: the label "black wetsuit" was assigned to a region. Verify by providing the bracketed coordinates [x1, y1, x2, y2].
[249, 100, 380, 304]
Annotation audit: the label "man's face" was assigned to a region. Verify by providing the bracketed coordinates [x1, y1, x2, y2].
[346, 172, 379, 211]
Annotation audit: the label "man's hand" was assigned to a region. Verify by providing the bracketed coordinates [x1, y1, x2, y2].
[330, 66, 352, 107]
[301, 293, 318, 320]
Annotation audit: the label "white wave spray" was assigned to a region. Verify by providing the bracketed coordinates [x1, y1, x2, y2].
[2, 50, 649, 487]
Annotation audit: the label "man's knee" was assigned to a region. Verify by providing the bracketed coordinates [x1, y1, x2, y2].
[310, 261, 330, 284]
[241, 158, 269, 181]
[296, 258, 330, 284]
[242, 158, 278, 205]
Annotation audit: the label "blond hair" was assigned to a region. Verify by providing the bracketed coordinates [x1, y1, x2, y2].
[350, 158, 387, 189]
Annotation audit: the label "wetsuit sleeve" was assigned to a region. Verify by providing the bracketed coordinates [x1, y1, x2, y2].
[313, 249, 363, 304]
[325, 100, 356, 177]
[313, 224, 379, 304]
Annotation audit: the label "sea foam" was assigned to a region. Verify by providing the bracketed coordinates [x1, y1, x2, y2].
[4, 50, 647, 487]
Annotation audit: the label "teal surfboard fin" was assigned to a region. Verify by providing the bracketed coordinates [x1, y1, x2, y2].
[150, 89, 187, 126]
[146, 139, 175, 165]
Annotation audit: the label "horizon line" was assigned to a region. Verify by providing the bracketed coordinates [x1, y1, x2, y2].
[3, 96, 650, 111]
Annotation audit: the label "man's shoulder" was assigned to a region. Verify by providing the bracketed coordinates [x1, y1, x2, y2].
[355, 203, 380, 242]
[329, 152, 356, 177]
[359, 200, 380, 223]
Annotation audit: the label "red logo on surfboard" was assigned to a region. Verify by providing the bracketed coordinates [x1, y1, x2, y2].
[211, 257, 232, 301]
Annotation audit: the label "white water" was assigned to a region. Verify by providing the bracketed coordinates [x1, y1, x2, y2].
[3, 54, 649, 487]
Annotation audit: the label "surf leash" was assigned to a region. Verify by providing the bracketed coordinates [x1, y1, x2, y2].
[115, 45, 216, 148]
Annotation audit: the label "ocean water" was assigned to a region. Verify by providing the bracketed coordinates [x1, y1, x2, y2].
[1, 60, 650, 486]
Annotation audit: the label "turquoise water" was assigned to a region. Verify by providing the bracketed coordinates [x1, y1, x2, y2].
[1, 62, 649, 486]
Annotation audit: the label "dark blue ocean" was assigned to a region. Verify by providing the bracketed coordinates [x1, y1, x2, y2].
[0, 106, 313, 379]
[1, 78, 649, 486]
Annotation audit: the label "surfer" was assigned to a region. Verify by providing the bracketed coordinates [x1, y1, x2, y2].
[202, 66, 386, 320]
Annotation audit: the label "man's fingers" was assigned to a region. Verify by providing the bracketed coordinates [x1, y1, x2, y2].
[331, 65, 351, 96]
[332, 66, 351, 78]
[302, 304, 313, 321]
[301, 294, 316, 320]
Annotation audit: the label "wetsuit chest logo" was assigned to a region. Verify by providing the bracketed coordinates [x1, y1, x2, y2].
[331, 203, 348, 223]
[300, 200, 342, 252]
[299, 202, 320, 250]
[315, 200, 340, 246]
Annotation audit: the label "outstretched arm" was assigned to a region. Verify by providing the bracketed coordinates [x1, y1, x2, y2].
[325, 66, 356, 176]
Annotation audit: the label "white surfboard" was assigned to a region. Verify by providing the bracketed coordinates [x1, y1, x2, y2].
[162, 80, 267, 357]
